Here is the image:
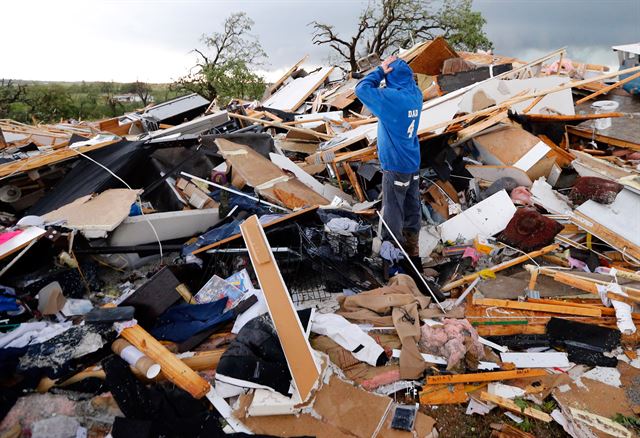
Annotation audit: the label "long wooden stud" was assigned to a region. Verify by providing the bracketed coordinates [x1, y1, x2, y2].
[472, 297, 602, 317]
[120, 324, 211, 399]
[442, 244, 560, 292]
[426, 369, 546, 385]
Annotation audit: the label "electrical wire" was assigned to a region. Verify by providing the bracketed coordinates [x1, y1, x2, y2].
[70, 148, 164, 263]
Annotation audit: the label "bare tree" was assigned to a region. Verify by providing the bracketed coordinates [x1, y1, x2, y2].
[174, 12, 267, 102]
[134, 80, 152, 106]
[311, 0, 492, 72]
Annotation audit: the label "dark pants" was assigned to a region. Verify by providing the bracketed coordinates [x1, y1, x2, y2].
[382, 170, 421, 251]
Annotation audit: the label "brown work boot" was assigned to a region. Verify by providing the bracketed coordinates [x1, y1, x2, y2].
[403, 231, 420, 257]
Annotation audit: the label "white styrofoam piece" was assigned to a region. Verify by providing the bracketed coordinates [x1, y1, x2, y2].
[438, 190, 516, 242]
[479, 336, 508, 353]
[109, 208, 220, 246]
[466, 397, 495, 415]
[269, 152, 325, 195]
[530, 178, 572, 215]
[488, 382, 525, 399]
[247, 388, 302, 416]
[263, 67, 334, 111]
[391, 349, 499, 370]
[505, 412, 524, 424]
[575, 188, 640, 247]
[500, 352, 570, 368]
[294, 111, 343, 129]
[513, 141, 551, 171]
[580, 366, 622, 388]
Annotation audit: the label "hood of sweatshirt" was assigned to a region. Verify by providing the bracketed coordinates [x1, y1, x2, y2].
[384, 59, 416, 90]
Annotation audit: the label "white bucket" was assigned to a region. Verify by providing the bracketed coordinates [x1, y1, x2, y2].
[591, 100, 619, 130]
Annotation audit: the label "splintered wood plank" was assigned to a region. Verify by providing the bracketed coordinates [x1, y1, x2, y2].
[240, 215, 320, 401]
[473, 298, 601, 317]
[426, 369, 547, 385]
[480, 392, 552, 422]
[419, 383, 470, 404]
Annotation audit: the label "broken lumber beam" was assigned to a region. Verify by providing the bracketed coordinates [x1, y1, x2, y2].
[480, 392, 552, 422]
[522, 112, 624, 122]
[120, 324, 210, 399]
[472, 297, 602, 317]
[229, 112, 333, 141]
[426, 369, 546, 385]
[418, 64, 640, 135]
[240, 215, 320, 401]
[441, 244, 560, 292]
[576, 70, 640, 105]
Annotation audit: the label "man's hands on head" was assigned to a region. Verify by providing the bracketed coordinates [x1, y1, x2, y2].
[381, 55, 397, 74]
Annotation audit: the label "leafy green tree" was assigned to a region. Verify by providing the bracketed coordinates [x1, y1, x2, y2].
[0, 79, 27, 119]
[25, 84, 75, 122]
[311, 0, 493, 72]
[174, 12, 267, 103]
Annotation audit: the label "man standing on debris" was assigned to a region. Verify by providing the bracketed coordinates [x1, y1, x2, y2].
[355, 55, 423, 257]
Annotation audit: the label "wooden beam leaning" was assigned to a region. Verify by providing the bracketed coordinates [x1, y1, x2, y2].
[240, 215, 320, 401]
[576, 71, 640, 105]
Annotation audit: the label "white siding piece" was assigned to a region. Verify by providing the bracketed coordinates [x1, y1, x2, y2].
[263, 67, 334, 112]
[513, 141, 551, 171]
[500, 352, 570, 368]
[438, 190, 516, 242]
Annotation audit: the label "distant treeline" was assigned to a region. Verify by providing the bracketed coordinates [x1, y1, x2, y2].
[0, 80, 185, 124]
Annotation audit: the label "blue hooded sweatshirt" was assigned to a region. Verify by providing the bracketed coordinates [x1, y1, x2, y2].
[355, 59, 422, 173]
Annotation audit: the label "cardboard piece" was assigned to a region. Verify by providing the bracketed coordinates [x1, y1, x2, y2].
[240, 215, 320, 401]
[438, 189, 516, 242]
[43, 189, 139, 238]
[217, 138, 329, 209]
[472, 126, 557, 181]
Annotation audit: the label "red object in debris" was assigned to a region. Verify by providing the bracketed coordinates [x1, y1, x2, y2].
[569, 176, 622, 205]
[497, 207, 563, 252]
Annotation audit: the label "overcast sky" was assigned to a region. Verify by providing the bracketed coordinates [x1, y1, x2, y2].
[2, 0, 638, 83]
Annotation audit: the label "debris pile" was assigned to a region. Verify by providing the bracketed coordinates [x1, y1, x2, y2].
[1, 38, 640, 437]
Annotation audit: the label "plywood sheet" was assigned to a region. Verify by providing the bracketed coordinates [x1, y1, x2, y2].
[262, 67, 334, 112]
[400, 37, 459, 76]
[240, 215, 320, 401]
[43, 189, 139, 236]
